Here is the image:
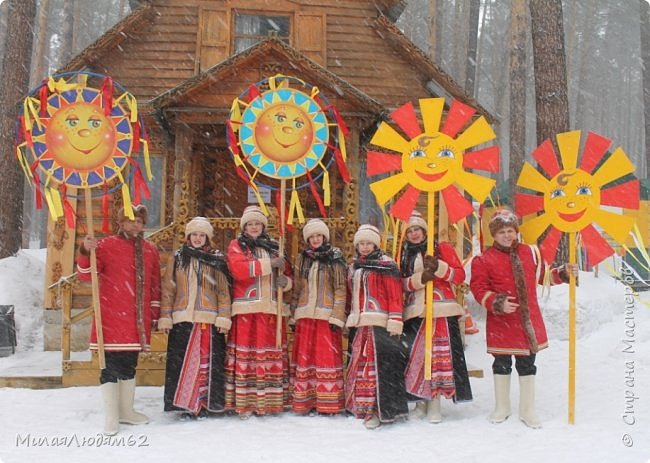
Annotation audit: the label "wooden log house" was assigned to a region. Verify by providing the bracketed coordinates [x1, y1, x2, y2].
[40, 0, 495, 387]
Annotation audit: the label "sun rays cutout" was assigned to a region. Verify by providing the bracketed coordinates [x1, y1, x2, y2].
[515, 130, 639, 267]
[366, 98, 500, 223]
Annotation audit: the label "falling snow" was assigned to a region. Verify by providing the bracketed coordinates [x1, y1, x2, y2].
[0, 250, 648, 462]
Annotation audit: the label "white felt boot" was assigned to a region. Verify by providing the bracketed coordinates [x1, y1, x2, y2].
[364, 413, 381, 429]
[101, 382, 120, 435]
[427, 397, 442, 423]
[410, 401, 427, 419]
[118, 378, 149, 425]
[489, 374, 511, 423]
[519, 375, 541, 428]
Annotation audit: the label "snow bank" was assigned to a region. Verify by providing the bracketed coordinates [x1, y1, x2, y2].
[0, 249, 47, 353]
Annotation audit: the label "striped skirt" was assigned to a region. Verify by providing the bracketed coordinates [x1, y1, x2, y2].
[290, 318, 344, 414]
[403, 316, 473, 402]
[224, 313, 290, 415]
[163, 322, 226, 414]
[345, 326, 409, 423]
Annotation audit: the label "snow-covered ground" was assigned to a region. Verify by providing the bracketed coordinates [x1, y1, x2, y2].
[0, 249, 649, 463]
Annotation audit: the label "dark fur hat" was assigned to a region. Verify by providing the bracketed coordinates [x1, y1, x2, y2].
[488, 209, 519, 236]
[117, 204, 148, 225]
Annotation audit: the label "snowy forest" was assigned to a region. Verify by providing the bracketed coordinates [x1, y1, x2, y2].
[0, 0, 650, 254]
[0, 0, 647, 253]
[0, 2, 649, 462]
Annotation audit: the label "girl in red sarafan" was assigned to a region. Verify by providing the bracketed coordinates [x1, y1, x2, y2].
[225, 205, 293, 418]
[400, 212, 473, 424]
[290, 218, 347, 415]
[345, 224, 409, 429]
[470, 209, 577, 428]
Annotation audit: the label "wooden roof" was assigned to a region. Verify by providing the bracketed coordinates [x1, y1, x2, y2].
[373, 14, 495, 123]
[57, 0, 495, 123]
[59, 1, 155, 73]
[151, 37, 385, 117]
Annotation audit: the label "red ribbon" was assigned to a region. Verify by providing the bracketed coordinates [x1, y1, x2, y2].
[329, 105, 350, 137]
[246, 84, 260, 102]
[60, 185, 76, 228]
[18, 115, 34, 149]
[38, 82, 49, 117]
[333, 147, 351, 183]
[32, 174, 43, 210]
[100, 77, 114, 116]
[29, 161, 44, 210]
[226, 120, 240, 155]
[235, 166, 252, 186]
[132, 163, 151, 204]
[132, 121, 141, 153]
[306, 170, 327, 217]
[16, 116, 25, 145]
[275, 190, 294, 235]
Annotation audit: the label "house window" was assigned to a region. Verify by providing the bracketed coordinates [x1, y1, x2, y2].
[233, 12, 290, 53]
[130, 154, 166, 231]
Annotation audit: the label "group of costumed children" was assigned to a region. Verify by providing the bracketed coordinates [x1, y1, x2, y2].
[79, 204, 577, 434]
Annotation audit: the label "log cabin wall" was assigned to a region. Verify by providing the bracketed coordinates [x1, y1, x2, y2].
[83, 0, 433, 109]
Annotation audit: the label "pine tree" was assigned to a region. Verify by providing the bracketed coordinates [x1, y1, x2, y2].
[0, 0, 37, 258]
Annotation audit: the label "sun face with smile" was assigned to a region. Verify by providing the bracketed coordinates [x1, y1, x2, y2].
[515, 130, 639, 267]
[46, 103, 116, 171]
[365, 98, 500, 222]
[26, 85, 134, 188]
[546, 169, 599, 232]
[236, 86, 329, 180]
[255, 104, 313, 163]
[401, 133, 461, 192]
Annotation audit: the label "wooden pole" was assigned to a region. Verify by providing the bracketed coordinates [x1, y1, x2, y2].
[568, 231, 576, 424]
[425, 192, 435, 380]
[84, 189, 105, 369]
[276, 179, 286, 349]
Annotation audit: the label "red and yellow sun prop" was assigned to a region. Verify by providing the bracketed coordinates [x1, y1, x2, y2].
[226, 74, 350, 224]
[366, 98, 500, 223]
[515, 130, 639, 425]
[16, 72, 152, 228]
[515, 130, 639, 267]
[367, 97, 499, 381]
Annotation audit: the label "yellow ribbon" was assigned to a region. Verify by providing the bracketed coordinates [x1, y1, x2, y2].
[390, 216, 400, 258]
[322, 168, 331, 206]
[43, 188, 58, 220]
[269, 75, 278, 90]
[288, 189, 305, 224]
[117, 171, 134, 219]
[230, 99, 242, 127]
[249, 182, 269, 215]
[15, 144, 33, 181]
[47, 75, 77, 93]
[127, 94, 138, 123]
[142, 139, 153, 180]
[24, 97, 43, 131]
[51, 188, 64, 218]
[339, 131, 347, 161]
